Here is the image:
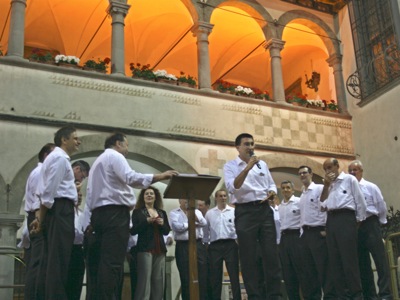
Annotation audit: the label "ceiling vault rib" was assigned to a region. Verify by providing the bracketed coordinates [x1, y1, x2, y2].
[213, 40, 267, 85]
[79, 13, 108, 59]
[152, 26, 192, 69]
[0, 6, 10, 43]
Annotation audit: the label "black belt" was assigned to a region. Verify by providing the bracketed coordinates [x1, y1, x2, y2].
[362, 215, 378, 223]
[176, 239, 202, 243]
[302, 225, 325, 231]
[236, 200, 267, 206]
[327, 208, 355, 215]
[281, 229, 300, 235]
[210, 239, 235, 244]
[54, 197, 74, 201]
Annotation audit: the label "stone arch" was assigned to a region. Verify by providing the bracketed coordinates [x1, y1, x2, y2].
[204, 0, 276, 40]
[9, 134, 197, 215]
[277, 10, 341, 56]
[261, 153, 324, 178]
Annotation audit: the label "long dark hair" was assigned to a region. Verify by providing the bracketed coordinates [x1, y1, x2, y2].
[136, 186, 164, 210]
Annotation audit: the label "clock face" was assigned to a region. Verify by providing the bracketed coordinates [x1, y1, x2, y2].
[346, 72, 361, 99]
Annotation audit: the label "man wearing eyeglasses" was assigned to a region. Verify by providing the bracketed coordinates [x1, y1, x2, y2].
[224, 133, 281, 300]
[298, 165, 335, 299]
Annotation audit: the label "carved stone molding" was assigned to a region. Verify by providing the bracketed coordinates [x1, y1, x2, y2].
[310, 117, 352, 129]
[32, 111, 55, 118]
[51, 75, 155, 98]
[129, 120, 152, 129]
[222, 104, 262, 115]
[64, 111, 81, 120]
[168, 124, 215, 137]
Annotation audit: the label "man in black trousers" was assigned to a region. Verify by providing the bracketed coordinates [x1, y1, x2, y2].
[31, 126, 81, 299]
[85, 132, 177, 299]
[223, 133, 281, 300]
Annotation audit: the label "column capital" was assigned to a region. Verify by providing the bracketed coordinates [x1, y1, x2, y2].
[191, 21, 214, 36]
[107, 0, 131, 16]
[265, 38, 286, 51]
[326, 53, 342, 67]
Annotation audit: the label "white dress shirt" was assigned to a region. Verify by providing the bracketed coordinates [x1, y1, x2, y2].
[279, 195, 301, 231]
[224, 156, 277, 204]
[323, 172, 366, 222]
[204, 205, 237, 243]
[37, 147, 77, 209]
[359, 178, 387, 224]
[169, 207, 207, 241]
[299, 182, 327, 227]
[86, 148, 153, 211]
[272, 205, 281, 243]
[74, 208, 84, 245]
[17, 220, 30, 249]
[25, 163, 42, 212]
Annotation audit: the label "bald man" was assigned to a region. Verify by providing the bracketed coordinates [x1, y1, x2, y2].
[320, 158, 366, 300]
[348, 160, 392, 300]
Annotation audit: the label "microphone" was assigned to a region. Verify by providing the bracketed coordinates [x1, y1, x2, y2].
[249, 150, 261, 169]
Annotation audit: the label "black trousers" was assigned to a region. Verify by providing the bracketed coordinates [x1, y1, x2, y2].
[235, 202, 282, 300]
[208, 239, 241, 300]
[88, 205, 130, 300]
[42, 198, 75, 300]
[66, 244, 85, 300]
[300, 226, 336, 300]
[175, 239, 208, 300]
[358, 215, 392, 300]
[128, 245, 138, 300]
[25, 211, 45, 300]
[279, 230, 303, 300]
[326, 209, 363, 299]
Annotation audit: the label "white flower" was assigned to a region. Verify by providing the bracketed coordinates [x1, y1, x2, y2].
[153, 69, 177, 81]
[55, 54, 80, 64]
[235, 85, 254, 95]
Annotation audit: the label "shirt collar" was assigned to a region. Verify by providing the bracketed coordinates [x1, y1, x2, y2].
[54, 146, 70, 160]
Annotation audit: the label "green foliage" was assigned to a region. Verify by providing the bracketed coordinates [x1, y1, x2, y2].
[29, 48, 53, 62]
[83, 57, 110, 71]
[178, 72, 197, 86]
[130, 63, 156, 80]
[382, 206, 400, 239]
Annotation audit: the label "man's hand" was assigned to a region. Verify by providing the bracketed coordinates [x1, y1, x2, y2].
[246, 156, 259, 170]
[30, 218, 41, 235]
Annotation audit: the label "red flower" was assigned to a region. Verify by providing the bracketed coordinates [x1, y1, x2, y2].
[103, 57, 111, 64]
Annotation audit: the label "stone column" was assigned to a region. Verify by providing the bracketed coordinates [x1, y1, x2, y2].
[5, 0, 27, 59]
[327, 54, 348, 114]
[192, 22, 214, 91]
[107, 0, 131, 76]
[265, 38, 286, 104]
[0, 214, 24, 300]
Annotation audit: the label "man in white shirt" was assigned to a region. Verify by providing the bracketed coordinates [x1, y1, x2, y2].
[66, 160, 90, 300]
[298, 165, 335, 299]
[24, 143, 55, 300]
[348, 160, 392, 300]
[204, 189, 241, 300]
[278, 180, 303, 300]
[85, 132, 177, 300]
[223, 133, 281, 300]
[321, 158, 366, 300]
[170, 199, 208, 300]
[32, 126, 81, 299]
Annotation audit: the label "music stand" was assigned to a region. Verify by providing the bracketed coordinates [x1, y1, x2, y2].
[164, 174, 221, 300]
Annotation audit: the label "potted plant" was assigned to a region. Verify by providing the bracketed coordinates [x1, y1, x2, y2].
[177, 72, 197, 88]
[253, 88, 270, 100]
[235, 85, 254, 97]
[153, 69, 178, 84]
[213, 79, 236, 94]
[55, 54, 80, 68]
[83, 57, 110, 73]
[325, 99, 339, 112]
[130, 63, 156, 81]
[286, 93, 309, 106]
[28, 48, 54, 64]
